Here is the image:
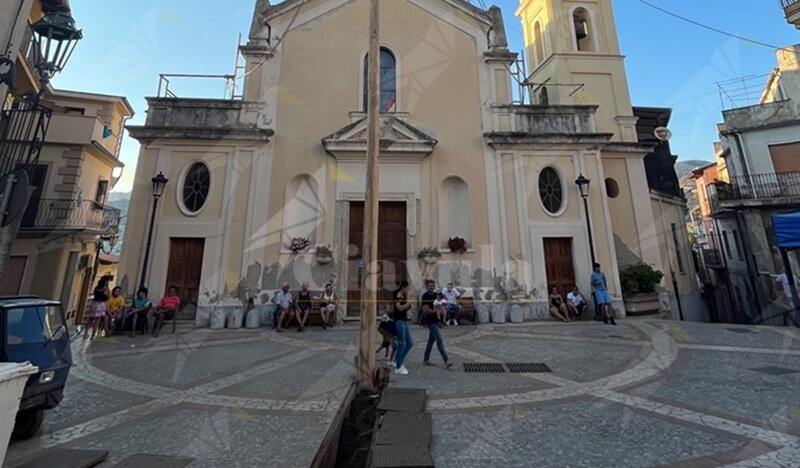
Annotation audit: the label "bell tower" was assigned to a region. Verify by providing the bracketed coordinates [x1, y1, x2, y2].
[517, 0, 639, 142]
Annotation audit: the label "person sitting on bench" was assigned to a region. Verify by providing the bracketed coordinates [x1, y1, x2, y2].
[273, 283, 293, 333]
[318, 283, 337, 329]
[566, 285, 588, 319]
[295, 282, 313, 332]
[126, 287, 152, 336]
[153, 286, 181, 337]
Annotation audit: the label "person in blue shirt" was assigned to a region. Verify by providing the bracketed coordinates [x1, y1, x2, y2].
[126, 287, 152, 336]
[590, 263, 616, 325]
[420, 280, 454, 369]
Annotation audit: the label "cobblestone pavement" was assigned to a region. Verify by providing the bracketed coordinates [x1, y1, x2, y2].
[5, 319, 800, 467]
[4, 324, 356, 468]
[388, 319, 800, 468]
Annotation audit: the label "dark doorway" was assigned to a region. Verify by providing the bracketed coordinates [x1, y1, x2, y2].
[347, 202, 408, 317]
[166, 238, 205, 318]
[544, 237, 576, 296]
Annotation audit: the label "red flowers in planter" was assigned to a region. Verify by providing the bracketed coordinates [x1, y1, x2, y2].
[448, 236, 467, 254]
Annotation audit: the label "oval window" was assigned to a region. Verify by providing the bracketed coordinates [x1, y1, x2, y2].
[538, 167, 564, 214]
[605, 178, 620, 199]
[182, 163, 210, 214]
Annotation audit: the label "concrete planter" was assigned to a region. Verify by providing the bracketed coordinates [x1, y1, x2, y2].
[210, 307, 226, 329]
[195, 307, 211, 328]
[490, 303, 508, 323]
[509, 304, 525, 323]
[227, 308, 244, 329]
[260, 304, 277, 328]
[476, 303, 491, 324]
[0, 363, 38, 462]
[245, 309, 261, 329]
[623, 293, 661, 316]
[316, 256, 333, 265]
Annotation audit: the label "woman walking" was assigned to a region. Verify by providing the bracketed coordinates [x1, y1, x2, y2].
[591, 263, 616, 325]
[85, 278, 110, 339]
[421, 280, 454, 369]
[392, 280, 413, 375]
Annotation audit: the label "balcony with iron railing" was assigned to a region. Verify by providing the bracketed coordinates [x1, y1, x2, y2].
[781, 0, 800, 27]
[716, 171, 800, 204]
[20, 199, 121, 236]
[701, 248, 724, 269]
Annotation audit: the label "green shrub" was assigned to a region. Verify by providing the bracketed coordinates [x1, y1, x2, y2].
[620, 263, 664, 297]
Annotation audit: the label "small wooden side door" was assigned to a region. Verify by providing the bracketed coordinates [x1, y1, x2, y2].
[165, 238, 205, 313]
[543, 238, 576, 297]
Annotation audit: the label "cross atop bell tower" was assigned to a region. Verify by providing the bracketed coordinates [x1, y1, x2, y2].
[517, 0, 639, 142]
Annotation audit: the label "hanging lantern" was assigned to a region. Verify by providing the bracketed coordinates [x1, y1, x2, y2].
[30, 0, 83, 82]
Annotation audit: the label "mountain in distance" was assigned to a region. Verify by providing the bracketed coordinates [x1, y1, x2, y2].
[675, 159, 713, 180]
[108, 192, 130, 256]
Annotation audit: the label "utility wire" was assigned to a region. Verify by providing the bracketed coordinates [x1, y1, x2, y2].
[637, 0, 788, 51]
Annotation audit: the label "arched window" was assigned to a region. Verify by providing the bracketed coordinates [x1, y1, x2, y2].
[605, 178, 620, 198]
[538, 167, 564, 214]
[363, 47, 397, 113]
[181, 162, 210, 214]
[534, 21, 545, 64]
[282, 175, 323, 246]
[440, 176, 471, 247]
[572, 8, 595, 52]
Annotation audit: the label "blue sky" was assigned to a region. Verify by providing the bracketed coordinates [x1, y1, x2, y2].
[50, 0, 800, 192]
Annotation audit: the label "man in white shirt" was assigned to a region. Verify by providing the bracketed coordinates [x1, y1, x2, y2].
[441, 283, 462, 326]
[273, 283, 293, 332]
[566, 286, 588, 318]
[776, 272, 800, 310]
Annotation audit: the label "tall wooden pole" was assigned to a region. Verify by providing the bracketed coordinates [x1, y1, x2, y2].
[358, 0, 380, 387]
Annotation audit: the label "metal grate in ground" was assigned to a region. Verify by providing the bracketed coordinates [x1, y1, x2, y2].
[749, 366, 799, 376]
[375, 412, 432, 446]
[378, 387, 428, 413]
[371, 444, 435, 468]
[506, 362, 552, 374]
[463, 362, 506, 373]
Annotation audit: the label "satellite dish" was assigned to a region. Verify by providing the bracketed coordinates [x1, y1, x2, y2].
[0, 169, 31, 227]
[654, 126, 672, 142]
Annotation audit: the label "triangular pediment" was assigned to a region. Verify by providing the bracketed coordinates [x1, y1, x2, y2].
[322, 115, 438, 161]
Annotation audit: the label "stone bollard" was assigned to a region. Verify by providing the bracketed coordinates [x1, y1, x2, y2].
[195, 307, 211, 328]
[210, 307, 226, 330]
[476, 303, 490, 324]
[509, 304, 524, 323]
[245, 308, 261, 329]
[261, 304, 277, 328]
[490, 303, 508, 323]
[227, 307, 244, 329]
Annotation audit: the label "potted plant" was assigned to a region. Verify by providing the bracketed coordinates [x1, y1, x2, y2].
[447, 236, 468, 254]
[417, 247, 442, 265]
[619, 262, 664, 315]
[289, 237, 311, 254]
[315, 245, 334, 265]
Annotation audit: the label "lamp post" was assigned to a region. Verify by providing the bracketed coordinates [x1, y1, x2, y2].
[139, 173, 168, 289]
[575, 174, 596, 266]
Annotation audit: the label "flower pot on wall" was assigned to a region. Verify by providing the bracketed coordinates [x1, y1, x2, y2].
[316, 255, 333, 265]
[623, 293, 661, 316]
[422, 255, 437, 265]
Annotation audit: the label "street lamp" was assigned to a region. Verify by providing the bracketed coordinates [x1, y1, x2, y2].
[0, 0, 83, 99]
[139, 173, 168, 289]
[575, 174, 597, 266]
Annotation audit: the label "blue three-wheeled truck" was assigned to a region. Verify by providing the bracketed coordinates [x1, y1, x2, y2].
[0, 297, 72, 439]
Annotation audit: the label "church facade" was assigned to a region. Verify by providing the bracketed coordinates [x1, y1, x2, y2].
[120, 0, 700, 321]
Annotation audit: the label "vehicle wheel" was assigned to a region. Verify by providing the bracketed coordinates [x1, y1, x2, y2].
[12, 409, 44, 440]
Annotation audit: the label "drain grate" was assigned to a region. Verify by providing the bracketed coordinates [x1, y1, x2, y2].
[376, 412, 432, 446]
[506, 362, 552, 374]
[750, 366, 800, 376]
[463, 362, 506, 373]
[378, 388, 428, 413]
[727, 328, 755, 334]
[372, 444, 434, 468]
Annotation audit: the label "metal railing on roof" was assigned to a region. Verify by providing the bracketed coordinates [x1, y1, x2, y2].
[156, 74, 240, 100]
